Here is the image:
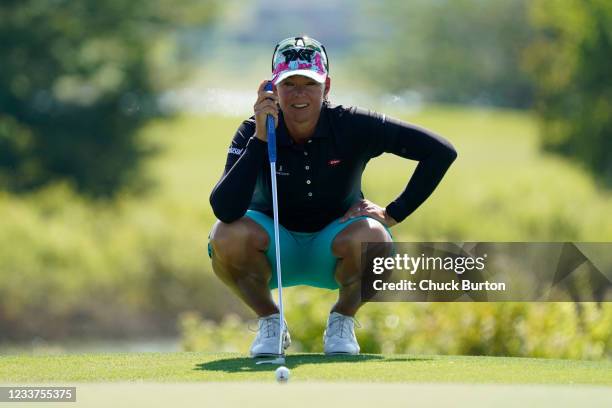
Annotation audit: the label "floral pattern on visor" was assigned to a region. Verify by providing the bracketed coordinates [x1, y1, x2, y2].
[271, 37, 329, 85]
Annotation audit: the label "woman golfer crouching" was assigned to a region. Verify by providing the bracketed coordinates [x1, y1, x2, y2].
[208, 36, 457, 357]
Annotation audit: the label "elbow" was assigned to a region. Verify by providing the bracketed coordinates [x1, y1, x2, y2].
[210, 191, 244, 224]
[442, 141, 458, 165]
[209, 190, 229, 223]
[448, 145, 458, 163]
[214, 210, 241, 225]
[211, 202, 241, 224]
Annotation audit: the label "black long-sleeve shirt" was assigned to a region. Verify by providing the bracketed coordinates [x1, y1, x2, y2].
[210, 103, 457, 232]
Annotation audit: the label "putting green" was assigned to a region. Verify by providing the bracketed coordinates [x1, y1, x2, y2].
[1, 352, 611, 384]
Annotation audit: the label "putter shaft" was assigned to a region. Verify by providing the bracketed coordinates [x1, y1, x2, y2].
[265, 81, 285, 359]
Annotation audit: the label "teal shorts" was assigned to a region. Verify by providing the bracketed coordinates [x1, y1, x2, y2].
[208, 210, 392, 290]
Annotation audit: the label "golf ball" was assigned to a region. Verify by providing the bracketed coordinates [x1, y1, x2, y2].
[275, 366, 290, 383]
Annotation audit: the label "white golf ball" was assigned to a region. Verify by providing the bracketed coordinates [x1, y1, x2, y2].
[275, 366, 290, 383]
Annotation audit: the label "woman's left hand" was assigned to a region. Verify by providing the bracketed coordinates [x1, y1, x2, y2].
[340, 199, 398, 228]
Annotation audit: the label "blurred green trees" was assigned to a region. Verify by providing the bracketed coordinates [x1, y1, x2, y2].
[0, 0, 217, 197]
[525, 0, 612, 185]
[365, 0, 535, 108]
[367, 0, 611, 184]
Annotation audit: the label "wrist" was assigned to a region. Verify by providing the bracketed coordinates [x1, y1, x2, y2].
[254, 133, 267, 142]
[384, 209, 398, 227]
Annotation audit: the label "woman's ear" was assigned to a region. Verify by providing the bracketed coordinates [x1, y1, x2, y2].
[324, 76, 331, 99]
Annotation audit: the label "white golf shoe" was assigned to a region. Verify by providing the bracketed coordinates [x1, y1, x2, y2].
[323, 312, 360, 355]
[249, 313, 291, 358]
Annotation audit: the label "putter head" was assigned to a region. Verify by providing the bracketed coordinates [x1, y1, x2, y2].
[255, 356, 286, 365]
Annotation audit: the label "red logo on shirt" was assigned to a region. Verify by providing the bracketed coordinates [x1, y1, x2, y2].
[328, 159, 341, 166]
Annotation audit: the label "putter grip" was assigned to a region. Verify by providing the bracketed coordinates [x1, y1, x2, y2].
[264, 82, 277, 162]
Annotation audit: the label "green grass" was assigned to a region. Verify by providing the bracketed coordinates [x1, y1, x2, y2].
[3, 355, 611, 408]
[2, 352, 611, 384]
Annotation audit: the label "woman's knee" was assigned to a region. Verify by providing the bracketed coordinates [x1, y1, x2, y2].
[209, 217, 269, 261]
[332, 218, 391, 258]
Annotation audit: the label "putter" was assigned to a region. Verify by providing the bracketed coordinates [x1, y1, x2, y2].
[256, 81, 286, 366]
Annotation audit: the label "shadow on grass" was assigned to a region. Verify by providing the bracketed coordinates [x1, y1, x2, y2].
[196, 354, 432, 373]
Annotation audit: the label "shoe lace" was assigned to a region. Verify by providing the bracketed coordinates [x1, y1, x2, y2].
[327, 314, 361, 339]
[248, 315, 287, 339]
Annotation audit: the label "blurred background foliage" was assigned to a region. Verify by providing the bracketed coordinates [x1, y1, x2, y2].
[0, 0, 218, 197]
[0, 0, 610, 358]
[362, 0, 536, 108]
[525, 0, 612, 186]
[181, 294, 612, 360]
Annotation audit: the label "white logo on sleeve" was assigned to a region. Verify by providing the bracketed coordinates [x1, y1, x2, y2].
[228, 147, 244, 155]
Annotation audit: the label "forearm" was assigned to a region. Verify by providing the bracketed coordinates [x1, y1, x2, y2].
[385, 143, 457, 223]
[210, 137, 268, 223]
